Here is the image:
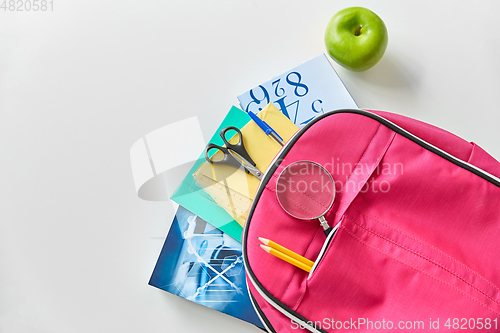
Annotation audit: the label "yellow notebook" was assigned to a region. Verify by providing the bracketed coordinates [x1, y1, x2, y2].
[194, 103, 299, 227]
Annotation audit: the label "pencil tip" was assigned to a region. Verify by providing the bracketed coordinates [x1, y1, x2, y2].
[258, 237, 269, 245]
[259, 244, 271, 253]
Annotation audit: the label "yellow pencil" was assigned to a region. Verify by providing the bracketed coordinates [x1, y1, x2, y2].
[259, 244, 312, 272]
[258, 237, 314, 267]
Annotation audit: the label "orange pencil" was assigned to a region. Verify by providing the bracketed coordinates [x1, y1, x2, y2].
[259, 244, 312, 273]
[258, 237, 314, 267]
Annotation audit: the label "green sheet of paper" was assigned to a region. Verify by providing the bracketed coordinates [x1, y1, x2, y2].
[170, 106, 250, 242]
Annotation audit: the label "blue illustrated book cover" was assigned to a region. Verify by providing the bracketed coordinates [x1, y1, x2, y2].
[149, 206, 264, 329]
[238, 53, 358, 127]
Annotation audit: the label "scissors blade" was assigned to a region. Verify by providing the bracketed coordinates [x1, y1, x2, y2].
[228, 150, 263, 180]
[243, 164, 263, 180]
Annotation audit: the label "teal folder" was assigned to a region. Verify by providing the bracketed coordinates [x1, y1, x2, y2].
[170, 106, 251, 242]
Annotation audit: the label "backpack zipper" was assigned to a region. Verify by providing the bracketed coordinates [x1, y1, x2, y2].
[307, 218, 343, 280]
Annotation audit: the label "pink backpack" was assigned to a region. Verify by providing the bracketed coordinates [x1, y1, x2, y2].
[243, 109, 500, 332]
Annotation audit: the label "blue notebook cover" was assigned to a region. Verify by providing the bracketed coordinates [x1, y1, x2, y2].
[149, 206, 264, 329]
[238, 53, 358, 127]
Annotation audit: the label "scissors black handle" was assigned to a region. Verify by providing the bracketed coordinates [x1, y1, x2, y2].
[219, 126, 256, 167]
[205, 143, 249, 173]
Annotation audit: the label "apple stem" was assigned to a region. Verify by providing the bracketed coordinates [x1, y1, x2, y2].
[354, 25, 362, 36]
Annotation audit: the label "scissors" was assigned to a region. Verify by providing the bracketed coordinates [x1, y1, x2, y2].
[204, 126, 263, 180]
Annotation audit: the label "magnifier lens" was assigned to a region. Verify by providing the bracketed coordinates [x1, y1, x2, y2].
[276, 161, 335, 221]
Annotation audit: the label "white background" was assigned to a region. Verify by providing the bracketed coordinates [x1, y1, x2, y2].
[1, 1, 500, 332]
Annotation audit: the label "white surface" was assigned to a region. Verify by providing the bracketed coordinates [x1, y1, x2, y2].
[1, 1, 500, 332]
[130, 117, 205, 202]
[145, 117, 205, 176]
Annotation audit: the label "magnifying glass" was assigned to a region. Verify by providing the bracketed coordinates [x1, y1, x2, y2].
[276, 161, 335, 236]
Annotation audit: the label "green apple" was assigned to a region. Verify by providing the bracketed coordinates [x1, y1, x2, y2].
[325, 7, 388, 72]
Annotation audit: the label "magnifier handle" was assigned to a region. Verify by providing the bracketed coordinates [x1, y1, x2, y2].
[318, 216, 331, 236]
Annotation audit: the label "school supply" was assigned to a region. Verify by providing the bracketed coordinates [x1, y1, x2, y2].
[247, 111, 284, 146]
[243, 109, 500, 332]
[205, 126, 263, 180]
[275, 161, 336, 236]
[193, 103, 299, 231]
[149, 206, 264, 329]
[238, 54, 357, 127]
[170, 106, 252, 241]
[259, 245, 311, 273]
[258, 237, 314, 270]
